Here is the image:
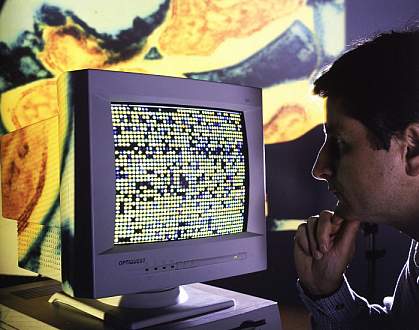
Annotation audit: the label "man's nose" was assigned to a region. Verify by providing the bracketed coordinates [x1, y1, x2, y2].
[312, 144, 333, 181]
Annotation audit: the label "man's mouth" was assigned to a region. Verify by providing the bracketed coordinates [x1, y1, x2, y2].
[328, 186, 339, 195]
[332, 192, 351, 218]
[328, 185, 343, 201]
[334, 200, 346, 216]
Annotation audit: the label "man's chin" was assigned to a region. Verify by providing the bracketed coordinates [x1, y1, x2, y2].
[334, 202, 357, 220]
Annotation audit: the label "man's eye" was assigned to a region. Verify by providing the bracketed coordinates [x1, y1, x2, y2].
[328, 136, 347, 155]
[335, 137, 346, 150]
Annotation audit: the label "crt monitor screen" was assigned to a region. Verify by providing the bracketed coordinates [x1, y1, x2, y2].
[110, 103, 248, 245]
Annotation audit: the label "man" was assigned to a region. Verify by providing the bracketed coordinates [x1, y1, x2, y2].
[294, 29, 419, 329]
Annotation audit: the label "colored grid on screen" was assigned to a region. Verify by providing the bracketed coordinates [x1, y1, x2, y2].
[110, 103, 248, 245]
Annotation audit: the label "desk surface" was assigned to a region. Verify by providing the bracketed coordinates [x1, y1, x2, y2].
[0, 278, 310, 329]
[0, 279, 295, 329]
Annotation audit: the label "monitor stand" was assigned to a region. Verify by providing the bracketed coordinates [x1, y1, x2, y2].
[48, 283, 235, 329]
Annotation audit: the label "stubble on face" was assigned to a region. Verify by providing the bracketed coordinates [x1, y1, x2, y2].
[324, 98, 407, 225]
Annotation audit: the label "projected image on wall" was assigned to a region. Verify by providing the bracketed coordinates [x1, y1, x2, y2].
[0, 0, 345, 275]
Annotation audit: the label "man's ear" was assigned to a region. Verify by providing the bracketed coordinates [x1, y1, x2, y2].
[404, 123, 419, 176]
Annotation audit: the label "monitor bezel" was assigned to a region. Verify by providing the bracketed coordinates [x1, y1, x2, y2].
[71, 70, 266, 297]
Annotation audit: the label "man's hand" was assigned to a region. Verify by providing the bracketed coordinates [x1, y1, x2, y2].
[294, 210, 360, 297]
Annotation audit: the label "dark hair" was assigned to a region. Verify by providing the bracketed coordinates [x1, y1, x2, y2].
[313, 28, 419, 150]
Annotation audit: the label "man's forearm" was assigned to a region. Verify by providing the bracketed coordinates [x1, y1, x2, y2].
[297, 275, 390, 330]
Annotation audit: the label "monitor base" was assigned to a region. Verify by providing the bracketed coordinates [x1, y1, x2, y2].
[49, 283, 235, 329]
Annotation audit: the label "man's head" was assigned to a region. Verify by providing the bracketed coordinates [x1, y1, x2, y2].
[311, 29, 419, 234]
[314, 29, 419, 150]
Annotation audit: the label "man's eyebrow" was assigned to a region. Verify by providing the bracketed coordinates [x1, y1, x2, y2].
[323, 124, 339, 135]
[324, 124, 332, 134]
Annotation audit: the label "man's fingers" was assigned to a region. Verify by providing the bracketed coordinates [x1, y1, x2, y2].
[294, 223, 311, 257]
[315, 210, 344, 253]
[331, 213, 345, 236]
[295, 212, 357, 262]
[335, 219, 361, 256]
[307, 216, 323, 260]
[316, 211, 334, 253]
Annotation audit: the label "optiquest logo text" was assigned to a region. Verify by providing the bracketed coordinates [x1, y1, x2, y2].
[118, 258, 146, 266]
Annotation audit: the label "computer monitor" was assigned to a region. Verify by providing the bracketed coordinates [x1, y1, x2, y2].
[2, 69, 266, 328]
